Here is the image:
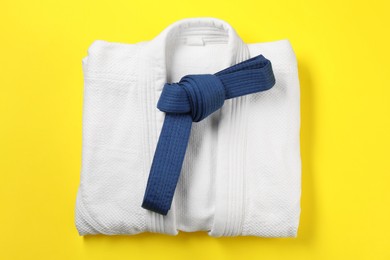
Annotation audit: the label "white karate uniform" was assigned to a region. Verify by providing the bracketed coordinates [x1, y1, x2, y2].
[75, 17, 301, 237]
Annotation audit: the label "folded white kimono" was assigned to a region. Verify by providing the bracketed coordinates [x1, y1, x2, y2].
[75, 17, 301, 237]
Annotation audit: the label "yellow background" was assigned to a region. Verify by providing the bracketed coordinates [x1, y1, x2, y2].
[1, 0, 389, 259]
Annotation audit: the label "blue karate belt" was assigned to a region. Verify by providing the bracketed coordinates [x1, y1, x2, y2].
[142, 54, 276, 215]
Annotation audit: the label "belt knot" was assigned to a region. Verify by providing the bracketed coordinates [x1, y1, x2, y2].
[158, 74, 226, 122]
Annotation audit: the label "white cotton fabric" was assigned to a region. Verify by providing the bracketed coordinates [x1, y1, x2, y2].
[75, 17, 301, 237]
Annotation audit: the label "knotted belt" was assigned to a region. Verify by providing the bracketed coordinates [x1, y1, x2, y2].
[142, 54, 276, 215]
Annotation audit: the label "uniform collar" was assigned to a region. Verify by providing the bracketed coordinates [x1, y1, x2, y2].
[146, 18, 249, 86]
